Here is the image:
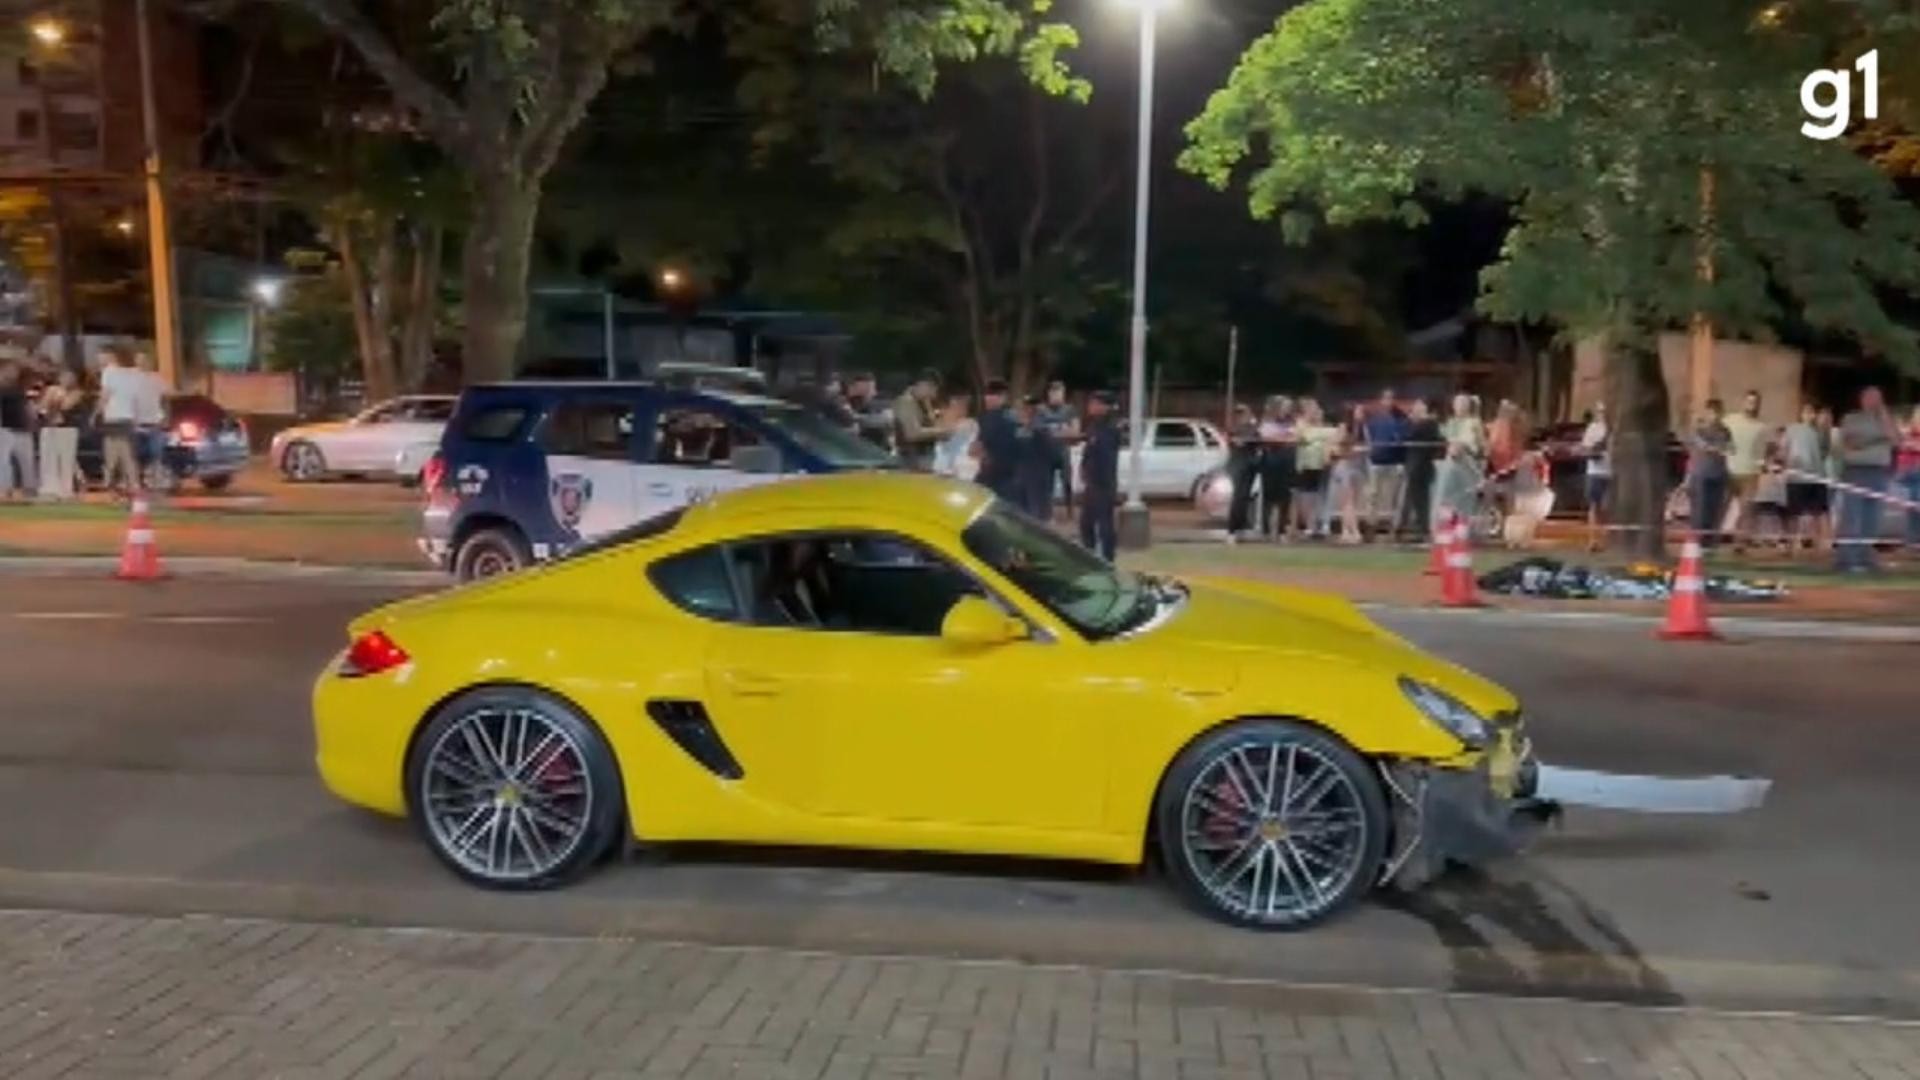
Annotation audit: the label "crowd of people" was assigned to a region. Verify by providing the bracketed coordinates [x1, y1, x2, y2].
[809, 371, 1125, 558]
[1215, 389, 1548, 547]
[0, 346, 170, 502]
[1682, 387, 1920, 572]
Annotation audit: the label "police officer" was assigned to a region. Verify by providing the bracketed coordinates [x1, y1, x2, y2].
[1014, 393, 1058, 519]
[1078, 390, 1121, 560]
[973, 379, 1018, 501]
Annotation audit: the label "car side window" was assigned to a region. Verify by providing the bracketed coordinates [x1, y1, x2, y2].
[1154, 422, 1198, 449]
[360, 404, 400, 425]
[410, 400, 456, 423]
[652, 407, 769, 469]
[649, 546, 739, 622]
[543, 402, 636, 461]
[730, 532, 982, 637]
[461, 405, 527, 442]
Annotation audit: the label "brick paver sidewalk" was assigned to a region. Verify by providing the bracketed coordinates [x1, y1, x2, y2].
[0, 911, 1915, 1080]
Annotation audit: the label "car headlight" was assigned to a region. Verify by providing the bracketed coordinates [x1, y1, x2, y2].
[1398, 676, 1490, 749]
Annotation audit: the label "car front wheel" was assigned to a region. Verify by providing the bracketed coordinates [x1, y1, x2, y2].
[1156, 719, 1388, 930]
[281, 440, 327, 482]
[406, 687, 626, 890]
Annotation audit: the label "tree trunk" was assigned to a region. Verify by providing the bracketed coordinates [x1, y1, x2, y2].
[1603, 338, 1671, 559]
[400, 223, 443, 391]
[460, 175, 540, 385]
[335, 218, 397, 402]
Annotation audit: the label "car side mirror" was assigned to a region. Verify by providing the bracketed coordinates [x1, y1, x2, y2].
[940, 595, 1027, 648]
[730, 444, 784, 475]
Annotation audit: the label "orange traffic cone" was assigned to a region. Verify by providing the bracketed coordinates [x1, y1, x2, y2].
[1438, 512, 1485, 608]
[114, 496, 167, 581]
[1657, 532, 1718, 641]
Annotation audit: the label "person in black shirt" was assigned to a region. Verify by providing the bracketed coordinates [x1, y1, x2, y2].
[0, 359, 37, 499]
[972, 379, 1018, 500]
[1013, 394, 1059, 519]
[1225, 404, 1260, 539]
[1078, 391, 1121, 559]
[843, 373, 893, 450]
[1396, 398, 1442, 541]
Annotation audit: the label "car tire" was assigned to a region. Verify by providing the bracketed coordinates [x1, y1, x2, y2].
[281, 440, 327, 482]
[454, 526, 532, 582]
[1156, 719, 1388, 931]
[200, 474, 233, 492]
[405, 686, 626, 891]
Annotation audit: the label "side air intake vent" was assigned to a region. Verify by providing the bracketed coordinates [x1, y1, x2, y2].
[644, 700, 744, 780]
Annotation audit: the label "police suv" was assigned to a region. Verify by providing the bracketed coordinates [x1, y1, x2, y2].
[420, 381, 895, 580]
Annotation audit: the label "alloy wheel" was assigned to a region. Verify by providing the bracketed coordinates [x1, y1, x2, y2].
[420, 705, 595, 883]
[1177, 739, 1371, 926]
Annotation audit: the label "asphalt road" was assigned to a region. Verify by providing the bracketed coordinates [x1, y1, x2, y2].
[0, 573, 1915, 1018]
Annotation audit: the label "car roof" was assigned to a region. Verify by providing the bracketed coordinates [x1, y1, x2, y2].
[688, 472, 991, 532]
[464, 381, 787, 409]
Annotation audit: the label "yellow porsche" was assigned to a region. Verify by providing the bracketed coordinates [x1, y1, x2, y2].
[314, 473, 1549, 929]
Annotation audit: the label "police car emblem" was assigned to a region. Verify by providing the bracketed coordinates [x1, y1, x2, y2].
[549, 473, 595, 529]
[455, 464, 489, 496]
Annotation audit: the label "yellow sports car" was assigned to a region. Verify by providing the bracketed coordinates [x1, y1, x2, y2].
[314, 473, 1550, 929]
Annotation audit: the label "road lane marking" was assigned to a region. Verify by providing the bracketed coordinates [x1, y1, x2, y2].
[7, 612, 267, 626]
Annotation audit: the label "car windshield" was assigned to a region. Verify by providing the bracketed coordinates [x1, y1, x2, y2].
[745, 403, 896, 469]
[960, 502, 1162, 640]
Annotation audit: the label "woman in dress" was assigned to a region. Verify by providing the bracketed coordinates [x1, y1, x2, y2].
[1434, 393, 1488, 531]
[1325, 404, 1368, 543]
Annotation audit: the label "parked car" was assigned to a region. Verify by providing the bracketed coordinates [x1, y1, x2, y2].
[420, 381, 895, 581]
[1069, 417, 1231, 501]
[272, 395, 457, 483]
[1531, 421, 1688, 517]
[75, 394, 250, 493]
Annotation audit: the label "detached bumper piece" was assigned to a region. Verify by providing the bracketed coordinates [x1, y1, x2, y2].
[1378, 757, 1560, 891]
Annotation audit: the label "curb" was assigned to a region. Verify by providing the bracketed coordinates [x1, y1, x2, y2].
[0, 555, 443, 588]
[1375, 604, 1920, 643]
[4, 555, 1915, 641]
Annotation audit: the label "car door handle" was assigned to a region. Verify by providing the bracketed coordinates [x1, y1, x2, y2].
[721, 669, 784, 696]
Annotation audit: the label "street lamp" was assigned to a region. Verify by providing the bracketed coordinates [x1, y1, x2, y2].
[658, 267, 685, 292]
[1114, 0, 1173, 549]
[251, 278, 284, 306]
[28, 17, 65, 46]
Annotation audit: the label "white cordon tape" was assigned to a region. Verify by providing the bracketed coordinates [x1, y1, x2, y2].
[1779, 468, 1920, 512]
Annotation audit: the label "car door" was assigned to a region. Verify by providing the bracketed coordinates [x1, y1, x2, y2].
[385, 398, 455, 473]
[537, 398, 643, 542]
[700, 531, 1109, 834]
[632, 400, 788, 519]
[1148, 421, 1204, 496]
[327, 403, 402, 471]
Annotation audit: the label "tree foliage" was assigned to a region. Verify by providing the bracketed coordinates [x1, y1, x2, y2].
[265, 0, 1086, 384]
[1183, 0, 1920, 552]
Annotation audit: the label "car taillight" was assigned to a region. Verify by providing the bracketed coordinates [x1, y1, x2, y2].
[421, 452, 446, 494]
[176, 419, 203, 442]
[339, 629, 410, 677]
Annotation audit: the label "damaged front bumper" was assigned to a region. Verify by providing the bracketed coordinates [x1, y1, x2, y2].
[1379, 732, 1560, 891]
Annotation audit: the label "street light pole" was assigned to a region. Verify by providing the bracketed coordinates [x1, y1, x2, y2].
[1118, 0, 1160, 550]
[135, 0, 181, 390]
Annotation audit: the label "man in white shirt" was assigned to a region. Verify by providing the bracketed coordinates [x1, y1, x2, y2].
[1580, 402, 1611, 552]
[95, 348, 144, 493]
[1721, 390, 1772, 547]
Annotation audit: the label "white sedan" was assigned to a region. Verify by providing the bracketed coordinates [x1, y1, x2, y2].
[272, 396, 457, 483]
[1071, 416, 1231, 498]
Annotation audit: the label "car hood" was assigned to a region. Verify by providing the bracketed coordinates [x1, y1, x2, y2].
[1153, 577, 1518, 718]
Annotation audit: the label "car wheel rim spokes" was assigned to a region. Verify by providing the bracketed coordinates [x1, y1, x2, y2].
[472, 550, 510, 578]
[1180, 741, 1367, 924]
[423, 707, 592, 881]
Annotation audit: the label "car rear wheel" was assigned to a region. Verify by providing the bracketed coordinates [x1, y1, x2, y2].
[406, 687, 625, 890]
[200, 474, 233, 492]
[281, 440, 326, 482]
[453, 526, 532, 582]
[1156, 720, 1387, 930]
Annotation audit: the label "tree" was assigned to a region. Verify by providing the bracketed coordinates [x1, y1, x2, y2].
[261, 259, 359, 387]
[267, 0, 1084, 385]
[1183, 0, 1920, 555]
